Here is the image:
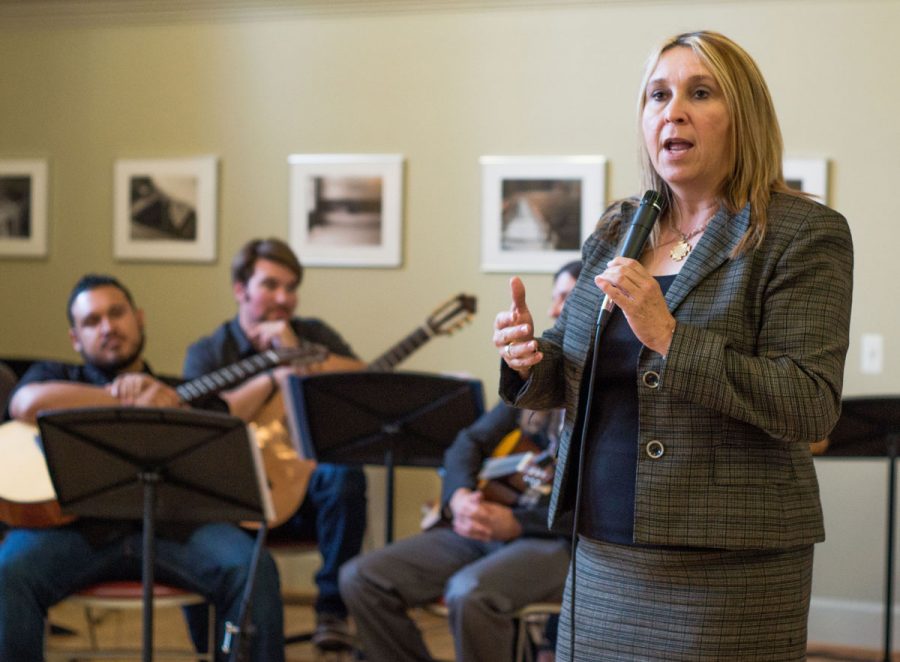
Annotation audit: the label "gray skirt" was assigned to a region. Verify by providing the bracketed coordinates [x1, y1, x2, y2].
[556, 536, 814, 661]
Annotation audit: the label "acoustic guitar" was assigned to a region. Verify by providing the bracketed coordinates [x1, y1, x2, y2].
[476, 428, 554, 508]
[242, 292, 478, 529]
[419, 427, 555, 531]
[0, 343, 327, 529]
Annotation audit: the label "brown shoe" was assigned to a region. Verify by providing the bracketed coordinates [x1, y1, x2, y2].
[312, 613, 354, 652]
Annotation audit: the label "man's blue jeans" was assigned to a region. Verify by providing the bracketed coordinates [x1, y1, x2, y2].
[0, 522, 284, 662]
[267, 462, 367, 617]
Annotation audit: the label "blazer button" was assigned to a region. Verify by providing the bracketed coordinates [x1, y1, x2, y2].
[645, 440, 665, 459]
[642, 371, 660, 388]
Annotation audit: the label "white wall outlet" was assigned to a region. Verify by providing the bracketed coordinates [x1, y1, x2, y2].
[861, 333, 884, 375]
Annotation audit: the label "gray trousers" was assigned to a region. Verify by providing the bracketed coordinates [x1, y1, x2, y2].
[339, 527, 570, 662]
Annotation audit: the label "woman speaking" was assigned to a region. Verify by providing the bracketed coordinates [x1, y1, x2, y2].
[493, 31, 853, 661]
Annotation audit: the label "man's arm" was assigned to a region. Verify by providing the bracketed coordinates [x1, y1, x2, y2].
[9, 374, 181, 424]
[219, 354, 367, 424]
[435, 402, 529, 542]
[440, 402, 520, 506]
[9, 382, 118, 424]
[218, 371, 279, 423]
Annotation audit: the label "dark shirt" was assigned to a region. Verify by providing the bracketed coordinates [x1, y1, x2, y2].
[14, 361, 124, 392]
[441, 401, 564, 539]
[183, 316, 357, 381]
[579, 275, 676, 544]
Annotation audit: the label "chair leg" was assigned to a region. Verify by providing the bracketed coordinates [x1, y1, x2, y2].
[83, 605, 101, 649]
[207, 600, 216, 660]
[514, 615, 527, 662]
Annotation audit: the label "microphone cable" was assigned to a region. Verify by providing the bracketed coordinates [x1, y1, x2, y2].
[565, 190, 663, 660]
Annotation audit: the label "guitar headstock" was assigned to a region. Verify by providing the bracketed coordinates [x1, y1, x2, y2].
[273, 342, 329, 366]
[426, 293, 477, 336]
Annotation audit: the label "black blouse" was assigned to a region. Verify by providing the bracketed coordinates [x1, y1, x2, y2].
[578, 275, 676, 544]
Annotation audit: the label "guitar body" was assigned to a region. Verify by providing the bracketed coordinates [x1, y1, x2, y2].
[252, 292, 478, 530]
[243, 393, 315, 529]
[0, 421, 75, 528]
[0, 499, 71, 529]
[478, 429, 549, 506]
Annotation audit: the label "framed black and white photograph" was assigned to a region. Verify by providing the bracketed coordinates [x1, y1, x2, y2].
[480, 155, 607, 273]
[783, 158, 828, 203]
[113, 156, 217, 262]
[0, 159, 48, 258]
[288, 154, 404, 268]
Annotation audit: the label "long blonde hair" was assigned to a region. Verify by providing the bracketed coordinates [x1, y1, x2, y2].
[637, 31, 799, 255]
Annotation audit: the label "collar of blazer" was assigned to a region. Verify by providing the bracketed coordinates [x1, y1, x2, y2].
[663, 202, 750, 313]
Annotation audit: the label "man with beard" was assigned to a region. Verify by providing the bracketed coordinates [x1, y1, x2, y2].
[0, 273, 285, 662]
[183, 238, 367, 653]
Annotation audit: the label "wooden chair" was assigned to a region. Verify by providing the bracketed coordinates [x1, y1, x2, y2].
[513, 601, 561, 662]
[44, 580, 215, 661]
[423, 598, 561, 662]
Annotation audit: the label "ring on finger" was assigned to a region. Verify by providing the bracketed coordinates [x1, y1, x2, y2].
[505, 343, 513, 358]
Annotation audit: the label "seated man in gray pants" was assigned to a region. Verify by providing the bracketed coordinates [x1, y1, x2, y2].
[339, 261, 580, 662]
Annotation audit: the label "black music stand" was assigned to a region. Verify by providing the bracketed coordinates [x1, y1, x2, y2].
[37, 406, 274, 662]
[283, 371, 484, 543]
[820, 396, 900, 662]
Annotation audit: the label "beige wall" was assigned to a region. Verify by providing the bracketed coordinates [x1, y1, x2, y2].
[1, 0, 897, 644]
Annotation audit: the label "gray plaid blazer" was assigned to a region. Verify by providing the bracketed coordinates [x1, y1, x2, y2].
[501, 191, 853, 550]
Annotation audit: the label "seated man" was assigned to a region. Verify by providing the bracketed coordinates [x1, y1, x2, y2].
[339, 261, 581, 662]
[0, 274, 284, 662]
[183, 237, 368, 652]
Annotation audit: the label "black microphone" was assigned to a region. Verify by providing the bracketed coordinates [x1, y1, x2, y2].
[569, 188, 664, 658]
[596, 190, 665, 330]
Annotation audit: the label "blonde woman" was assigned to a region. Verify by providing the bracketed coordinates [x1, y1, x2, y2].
[494, 31, 853, 660]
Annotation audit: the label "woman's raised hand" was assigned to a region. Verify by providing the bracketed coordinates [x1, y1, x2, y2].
[493, 277, 543, 379]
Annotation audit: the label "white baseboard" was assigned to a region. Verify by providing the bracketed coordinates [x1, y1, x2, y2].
[809, 596, 886, 648]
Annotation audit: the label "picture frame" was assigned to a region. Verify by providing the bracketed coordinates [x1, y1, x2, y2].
[783, 157, 828, 203]
[288, 154, 404, 268]
[113, 156, 218, 262]
[0, 158, 48, 258]
[480, 155, 607, 273]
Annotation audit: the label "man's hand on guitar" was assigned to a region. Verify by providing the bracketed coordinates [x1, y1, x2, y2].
[107, 374, 181, 408]
[494, 277, 542, 380]
[449, 488, 523, 542]
[247, 320, 300, 351]
[273, 354, 365, 382]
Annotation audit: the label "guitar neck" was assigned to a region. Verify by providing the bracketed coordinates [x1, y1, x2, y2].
[368, 326, 432, 372]
[478, 452, 533, 481]
[177, 350, 283, 403]
[176, 340, 327, 403]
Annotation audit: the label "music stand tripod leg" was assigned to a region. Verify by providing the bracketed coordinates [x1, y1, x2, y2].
[223, 521, 269, 662]
[885, 437, 898, 662]
[138, 471, 160, 662]
[385, 448, 395, 544]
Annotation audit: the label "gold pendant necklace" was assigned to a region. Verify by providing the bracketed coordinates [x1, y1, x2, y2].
[669, 223, 710, 262]
[669, 236, 693, 261]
